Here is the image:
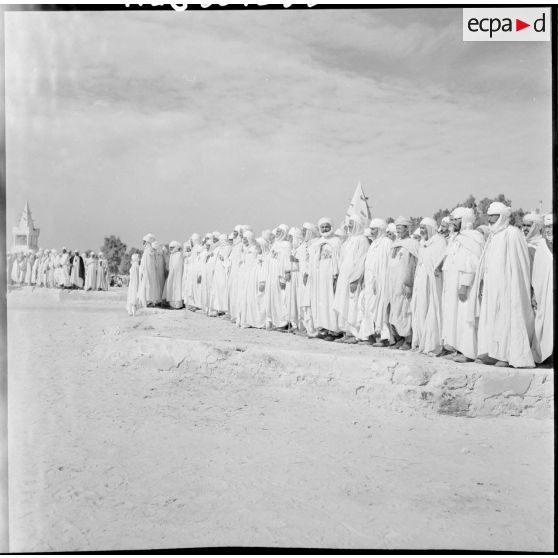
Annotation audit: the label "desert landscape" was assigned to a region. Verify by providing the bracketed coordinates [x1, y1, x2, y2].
[7, 288, 554, 552]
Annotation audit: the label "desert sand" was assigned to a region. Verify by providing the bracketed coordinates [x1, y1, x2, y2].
[7, 288, 554, 552]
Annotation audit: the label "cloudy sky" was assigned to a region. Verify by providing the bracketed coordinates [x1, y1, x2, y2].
[5, 8, 552, 250]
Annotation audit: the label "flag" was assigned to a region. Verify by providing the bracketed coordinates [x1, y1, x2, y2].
[344, 181, 371, 226]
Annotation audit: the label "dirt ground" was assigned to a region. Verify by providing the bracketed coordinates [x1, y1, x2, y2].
[6, 288, 554, 552]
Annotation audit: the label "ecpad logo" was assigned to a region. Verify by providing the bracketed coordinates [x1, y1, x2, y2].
[463, 8, 550, 41]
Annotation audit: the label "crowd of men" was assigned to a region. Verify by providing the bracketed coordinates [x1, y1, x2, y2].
[6, 249, 110, 291]
[127, 201, 553, 369]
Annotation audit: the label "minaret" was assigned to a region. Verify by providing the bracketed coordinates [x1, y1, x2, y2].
[12, 202, 40, 252]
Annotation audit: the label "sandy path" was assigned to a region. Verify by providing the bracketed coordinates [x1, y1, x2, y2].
[7, 288, 554, 551]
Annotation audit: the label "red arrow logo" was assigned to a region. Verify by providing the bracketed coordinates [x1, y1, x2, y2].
[516, 18, 530, 31]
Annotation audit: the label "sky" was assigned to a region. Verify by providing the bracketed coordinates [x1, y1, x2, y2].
[5, 7, 553, 250]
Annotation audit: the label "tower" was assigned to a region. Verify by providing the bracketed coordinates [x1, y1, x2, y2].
[12, 202, 40, 252]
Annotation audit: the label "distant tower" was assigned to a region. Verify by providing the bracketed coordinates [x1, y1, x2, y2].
[12, 202, 40, 252]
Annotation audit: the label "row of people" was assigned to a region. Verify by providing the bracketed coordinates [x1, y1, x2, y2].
[6, 249, 110, 291]
[127, 203, 553, 369]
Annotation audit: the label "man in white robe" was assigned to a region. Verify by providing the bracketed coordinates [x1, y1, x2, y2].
[333, 215, 369, 343]
[357, 218, 393, 346]
[226, 225, 244, 322]
[310, 218, 342, 340]
[139, 234, 162, 306]
[210, 234, 232, 316]
[163, 241, 184, 309]
[522, 212, 553, 364]
[439, 207, 485, 362]
[266, 224, 291, 330]
[188, 234, 204, 310]
[438, 216, 451, 239]
[386, 217, 420, 350]
[410, 217, 447, 355]
[96, 252, 109, 291]
[471, 202, 535, 368]
[296, 223, 319, 337]
[285, 227, 303, 332]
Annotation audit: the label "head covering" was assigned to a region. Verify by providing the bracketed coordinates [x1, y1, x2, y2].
[152, 241, 160, 250]
[451, 207, 475, 230]
[244, 230, 255, 244]
[131, 253, 139, 263]
[522, 212, 543, 242]
[169, 240, 180, 250]
[234, 225, 242, 232]
[228, 233, 234, 241]
[143, 233, 156, 244]
[98, 252, 104, 257]
[419, 217, 438, 240]
[394, 216, 411, 227]
[412, 228, 421, 238]
[487, 202, 512, 234]
[256, 237, 269, 255]
[288, 227, 303, 249]
[386, 223, 396, 234]
[243, 225, 253, 232]
[275, 224, 289, 242]
[303, 223, 318, 242]
[369, 218, 387, 230]
[261, 229, 274, 243]
[190, 233, 201, 246]
[544, 214, 553, 226]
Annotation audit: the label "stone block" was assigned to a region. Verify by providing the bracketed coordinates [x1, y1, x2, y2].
[392, 364, 434, 386]
[474, 373, 533, 399]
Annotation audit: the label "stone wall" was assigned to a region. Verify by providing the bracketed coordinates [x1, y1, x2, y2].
[106, 335, 554, 420]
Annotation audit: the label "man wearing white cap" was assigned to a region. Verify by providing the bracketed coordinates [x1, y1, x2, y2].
[357, 218, 393, 345]
[285, 227, 303, 332]
[438, 207, 485, 362]
[163, 241, 184, 309]
[186, 234, 203, 311]
[311, 217, 342, 340]
[523, 212, 553, 364]
[386, 217, 420, 349]
[470, 202, 534, 368]
[333, 214, 370, 343]
[410, 217, 447, 355]
[139, 233, 162, 307]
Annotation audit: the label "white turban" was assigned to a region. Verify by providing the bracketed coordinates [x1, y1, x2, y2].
[394, 216, 411, 227]
[412, 228, 421, 237]
[243, 225, 253, 232]
[143, 233, 156, 244]
[303, 222, 314, 230]
[487, 202, 512, 217]
[369, 218, 387, 230]
[451, 207, 474, 220]
[544, 214, 553, 226]
[243, 230, 255, 243]
[131, 253, 139, 262]
[420, 217, 437, 230]
[318, 217, 333, 228]
[363, 227, 372, 237]
[441, 216, 450, 225]
[152, 241, 160, 250]
[234, 225, 242, 233]
[169, 240, 180, 249]
[386, 223, 396, 234]
[523, 212, 543, 225]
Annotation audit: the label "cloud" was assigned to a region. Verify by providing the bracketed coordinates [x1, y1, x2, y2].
[5, 8, 552, 249]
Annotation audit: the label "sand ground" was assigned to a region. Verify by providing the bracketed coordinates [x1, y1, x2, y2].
[6, 288, 554, 551]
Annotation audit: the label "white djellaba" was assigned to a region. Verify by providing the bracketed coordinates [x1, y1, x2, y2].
[265, 224, 291, 329]
[237, 231, 265, 328]
[285, 227, 303, 331]
[210, 234, 232, 314]
[410, 217, 447, 355]
[139, 234, 162, 306]
[163, 241, 184, 309]
[332, 215, 369, 341]
[523, 212, 553, 364]
[227, 225, 244, 321]
[295, 223, 319, 335]
[84, 251, 97, 291]
[386, 217, 420, 349]
[310, 217, 342, 336]
[469, 202, 535, 368]
[188, 234, 204, 310]
[181, 241, 191, 308]
[357, 218, 393, 344]
[126, 253, 141, 316]
[439, 207, 484, 362]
